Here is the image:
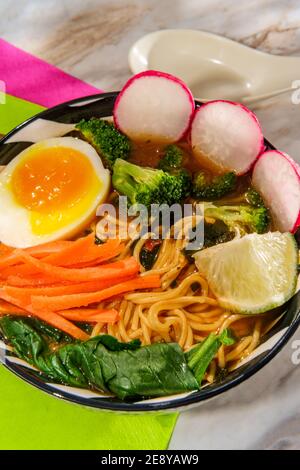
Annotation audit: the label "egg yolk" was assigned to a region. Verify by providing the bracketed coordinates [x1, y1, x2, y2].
[11, 146, 101, 235]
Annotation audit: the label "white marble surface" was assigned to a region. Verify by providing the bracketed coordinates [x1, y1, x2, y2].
[0, 0, 300, 450]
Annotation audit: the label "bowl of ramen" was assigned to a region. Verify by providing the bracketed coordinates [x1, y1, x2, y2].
[0, 71, 299, 412]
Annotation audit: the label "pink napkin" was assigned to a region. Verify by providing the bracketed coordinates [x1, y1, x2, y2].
[0, 38, 100, 107]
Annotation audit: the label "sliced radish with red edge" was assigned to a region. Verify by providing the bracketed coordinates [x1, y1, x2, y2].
[252, 150, 300, 233]
[113, 70, 195, 143]
[190, 100, 264, 175]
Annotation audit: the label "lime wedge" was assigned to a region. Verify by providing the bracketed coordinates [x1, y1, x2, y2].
[193, 232, 298, 314]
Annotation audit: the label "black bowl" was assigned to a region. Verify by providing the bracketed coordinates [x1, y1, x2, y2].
[0, 93, 299, 412]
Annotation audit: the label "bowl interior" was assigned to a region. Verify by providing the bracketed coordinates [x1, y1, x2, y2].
[0, 93, 299, 412]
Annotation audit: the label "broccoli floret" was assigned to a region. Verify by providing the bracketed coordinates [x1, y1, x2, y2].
[158, 145, 183, 171]
[112, 158, 189, 208]
[245, 188, 265, 207]
[76, 118, 131, 169]
[204, 204, 269, 234]
[174, 168, 192, 199]
[192, 171, 237, 200]
[158, 145, 191, 198]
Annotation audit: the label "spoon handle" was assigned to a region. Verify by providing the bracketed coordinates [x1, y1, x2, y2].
[242, 87, 295, 104]
[196, 85, 298, 105]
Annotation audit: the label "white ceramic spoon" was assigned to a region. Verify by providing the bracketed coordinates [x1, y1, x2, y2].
[129, 29, 300, 105]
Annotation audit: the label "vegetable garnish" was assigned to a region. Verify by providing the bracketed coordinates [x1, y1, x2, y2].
[3, 277, 135, 302]
[190, 100, 264, 174]
[58, 308, 119, 323]
[41, 235, 123, 267]
[157, 145, 192, 198]
[158, 144, 183, 171]
[30, 275, 161, 311]
[113, 70, 195, 142]
[244, 188, 265, 207]
[76, 118, 131, 170]
[0, 240, 72, 269]
[0, 236, 122, 270]
[0, 291, 89, 340]
[112, 158, 189, 208]
[194, 232, 298, 314]
[252, 150, 300, 233]
[204, 203, 269, 234]
[0, 233, 162, 339]
[9, 253, 139, 282]
[192, 171, 237, 200]
[0, 317, 235, 399]
[186, 329, 235, 385]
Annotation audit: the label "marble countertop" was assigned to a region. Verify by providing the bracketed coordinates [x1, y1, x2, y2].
[0, 0, 300, 450]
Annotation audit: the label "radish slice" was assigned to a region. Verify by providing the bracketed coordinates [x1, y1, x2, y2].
[113, 71, 195, 142]
[190, 100, 264, 175]
[252, 150, 300, 233]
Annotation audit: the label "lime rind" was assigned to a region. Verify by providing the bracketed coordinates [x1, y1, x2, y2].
[193, 232, 298, 315]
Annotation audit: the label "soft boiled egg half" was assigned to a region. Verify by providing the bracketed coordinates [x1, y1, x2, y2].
[0, 137, 110, 247]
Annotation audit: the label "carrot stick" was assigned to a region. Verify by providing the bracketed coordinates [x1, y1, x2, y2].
[0, 290, 89, 341]
[31, 275, 161, 311]
[3, 276, 136, 303]
[1, 264, 38, 279]
[0, 299, 27, 314]
[14, 253, 140, 282]
[2, 257, 137, 283]
[6, 275, 71, 287]
[59, 308, 119, 323]
[43, 238, 123, 267]
[0, 241, 72, 269]
[0, 244, 14, 256]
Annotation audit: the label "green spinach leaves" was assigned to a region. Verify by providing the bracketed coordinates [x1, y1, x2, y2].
[0, 316, 235, 400]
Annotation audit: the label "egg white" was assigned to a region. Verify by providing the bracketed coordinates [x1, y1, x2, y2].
[0, 137, 110, 248]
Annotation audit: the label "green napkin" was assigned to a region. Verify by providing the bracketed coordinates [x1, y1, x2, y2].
[0, 93, 178, 450]
[0, 94, 45, 134]
[0, 366, 177, 450]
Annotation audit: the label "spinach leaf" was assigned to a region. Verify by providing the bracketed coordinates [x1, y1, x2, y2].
[1, 317, 234, 399]
[95, 334, 141, 351]
[97, 342, 198, 399]
[26, 317, 73, 343]
[185, 329, 235, 385]
[0, 316, 198, 399]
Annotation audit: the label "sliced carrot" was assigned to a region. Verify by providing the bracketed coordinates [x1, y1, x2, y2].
[6, 275, 71, 287]
[31, 275, 161, 311]
[0, 236, 123, 272]
[59, 308, 119, 323]
[0, 244, 14, 256]
[1, 264, 38, 279]
[15, 252, 140, 282]
[0, 240, 72, 270]
[1, 258, 134, 283]
[43, 237, 123, 267]
[27, 240, 72, 256]
[3, 276, 136, 303]
[0, 299, 27, 315]
[0, 290, 89, 341]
